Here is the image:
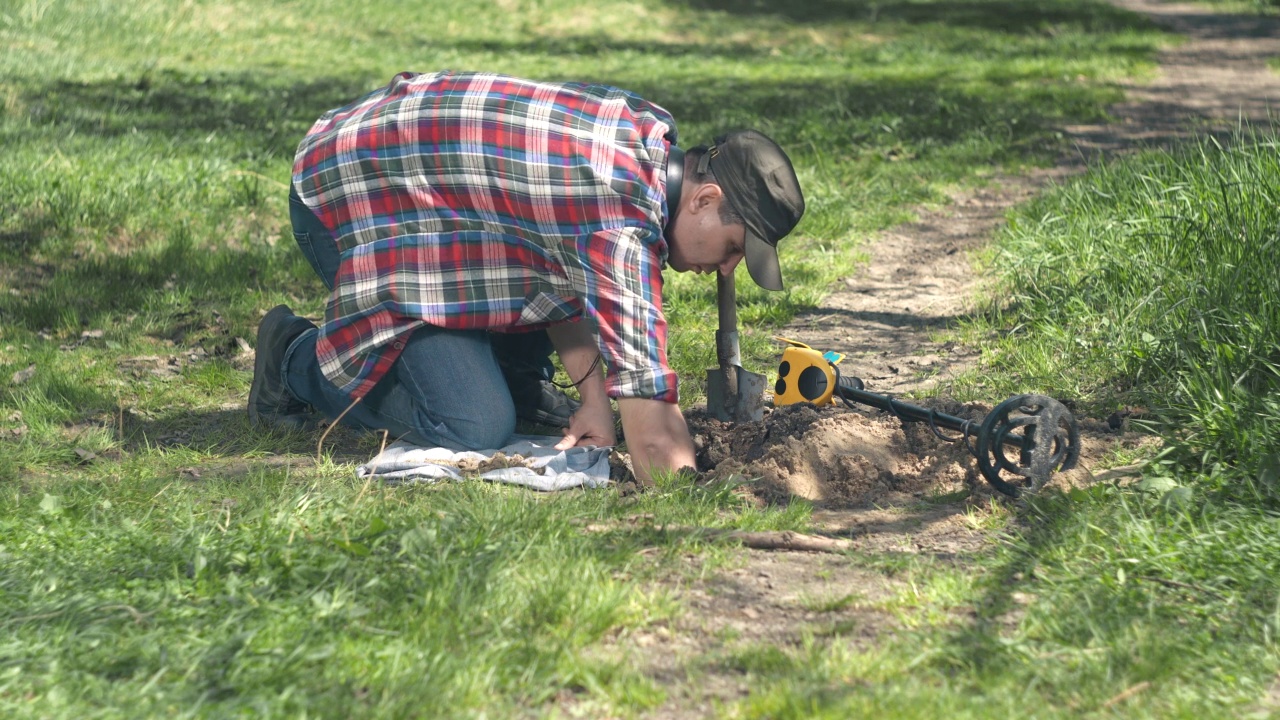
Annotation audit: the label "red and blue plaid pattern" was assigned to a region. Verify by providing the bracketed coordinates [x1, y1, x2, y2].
[292, 71, 680, 402]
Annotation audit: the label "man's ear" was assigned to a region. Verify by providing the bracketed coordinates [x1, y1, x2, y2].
[689, 182, 725, 214]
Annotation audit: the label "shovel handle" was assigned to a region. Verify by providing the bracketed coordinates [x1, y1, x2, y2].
[716, 273, 742, 369]
[717, 272, 738, 332]
[716, 273, 740, 402]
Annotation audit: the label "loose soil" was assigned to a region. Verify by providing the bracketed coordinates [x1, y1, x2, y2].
[688, 402, 984, 507]
[601, 3, 1280, 717]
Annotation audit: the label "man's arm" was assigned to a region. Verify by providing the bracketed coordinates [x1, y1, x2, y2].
[562, 225, 687, 477]
[548, 320, 616, 449]
[547, 320, 696, 484]
[617, 397, 697, 486]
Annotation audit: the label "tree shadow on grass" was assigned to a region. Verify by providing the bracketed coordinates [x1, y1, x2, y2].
[78, 406, 381, 472]
[27, 67, 1109, 151]
[0, 230, 317, 335]
[669, 0, 1158, 35]
[4, 0, 1157, 346]
[445, 35, 769, 59]
[630, 74, 1125, 155]
[129, 409, 380, 465]
[6, 63, 1128, 332]
[33, 71, 370, 150]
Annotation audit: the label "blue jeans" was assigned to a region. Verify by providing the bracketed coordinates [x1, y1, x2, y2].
[282, 187, 553, 450]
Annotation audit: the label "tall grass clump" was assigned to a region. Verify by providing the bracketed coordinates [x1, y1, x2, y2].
[976, 129, 1280, 504]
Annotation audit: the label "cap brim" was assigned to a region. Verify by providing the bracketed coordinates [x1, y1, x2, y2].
[744, 229, 783, 291]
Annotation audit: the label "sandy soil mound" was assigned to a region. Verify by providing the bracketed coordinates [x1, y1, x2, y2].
[687, 400, 994, 507]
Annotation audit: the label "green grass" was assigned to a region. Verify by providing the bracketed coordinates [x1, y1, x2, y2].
[0, 462, 808, 717]
[0, 0, 1221, 717]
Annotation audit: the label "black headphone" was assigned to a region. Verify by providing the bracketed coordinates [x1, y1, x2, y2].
[663, 144, 684, 244]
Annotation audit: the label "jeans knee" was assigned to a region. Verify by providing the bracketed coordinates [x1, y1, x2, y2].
[403, 396, 514, 451]
[456, 409, 516, 450]
[433, 404, 515, 450]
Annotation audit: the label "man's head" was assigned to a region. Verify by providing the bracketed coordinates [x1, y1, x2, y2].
[666, 130, 805, 290]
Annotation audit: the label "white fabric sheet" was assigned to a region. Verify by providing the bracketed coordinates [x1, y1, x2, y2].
[356, 434, 613, 491]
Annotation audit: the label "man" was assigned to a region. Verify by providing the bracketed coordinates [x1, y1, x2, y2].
[249, 70, 804, 485]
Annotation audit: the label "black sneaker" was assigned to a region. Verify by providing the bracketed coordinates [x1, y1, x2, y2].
[516, 380, 582, 429]
[248, 305, 317, 430]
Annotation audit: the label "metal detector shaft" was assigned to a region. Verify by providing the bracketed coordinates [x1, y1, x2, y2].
[834, 383, 1027, 451]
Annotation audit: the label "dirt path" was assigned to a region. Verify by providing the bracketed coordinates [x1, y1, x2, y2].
[612, 4, 1280, 717]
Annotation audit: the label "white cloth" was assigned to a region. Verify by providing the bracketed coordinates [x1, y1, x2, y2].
[355, 434, 613, 491]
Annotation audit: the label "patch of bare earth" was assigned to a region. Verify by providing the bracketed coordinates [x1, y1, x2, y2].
[597, 4, 1280, 718]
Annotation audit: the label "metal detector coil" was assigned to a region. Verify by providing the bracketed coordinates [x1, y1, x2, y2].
[975, 395, 1081, 496]
[772, 344, 1081, 497]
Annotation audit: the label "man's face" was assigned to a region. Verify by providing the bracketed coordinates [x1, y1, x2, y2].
[667, 183, 746, 277]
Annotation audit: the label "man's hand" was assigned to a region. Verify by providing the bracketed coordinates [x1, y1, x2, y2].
[547, 320, 615, 450]
[617, 397, 697, 486]
[555, 396, 616, 449]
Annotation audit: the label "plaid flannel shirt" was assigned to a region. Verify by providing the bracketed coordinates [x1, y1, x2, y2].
[291, 71, 680, 402]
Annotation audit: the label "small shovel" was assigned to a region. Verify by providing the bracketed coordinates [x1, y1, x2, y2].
[705, 272, 767, 422]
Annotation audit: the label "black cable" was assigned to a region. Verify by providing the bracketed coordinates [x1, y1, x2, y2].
[833, 362, 909, 423]
[962, 425, 980, 458]
[551, 353, 604, 390]
[926, 409, 965, 443]
[830, 363, 859, 411]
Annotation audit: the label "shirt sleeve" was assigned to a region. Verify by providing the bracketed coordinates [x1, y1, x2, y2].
[570, 225, 678, 403]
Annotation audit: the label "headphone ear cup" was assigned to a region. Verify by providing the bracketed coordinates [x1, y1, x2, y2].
[663, 145, 684, 244]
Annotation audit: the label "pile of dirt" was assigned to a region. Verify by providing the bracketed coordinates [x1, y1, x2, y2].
[455, 452, 532, 474]
[686, 401, 992, 507]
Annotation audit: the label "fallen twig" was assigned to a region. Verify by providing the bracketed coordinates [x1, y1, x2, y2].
[98, 604, 150, 624]
[355, 429, 391, 504]
[716, 530, 854, 553]
[3, 610, 67, 626]
[1137, 575, 1228, 602]
[1093, 463, 1146, 483]
[580, 522, 854, 553]
[1101, 680, 1151, 708]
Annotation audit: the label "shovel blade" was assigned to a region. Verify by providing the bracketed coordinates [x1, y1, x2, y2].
[706, 365, 768, 422]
